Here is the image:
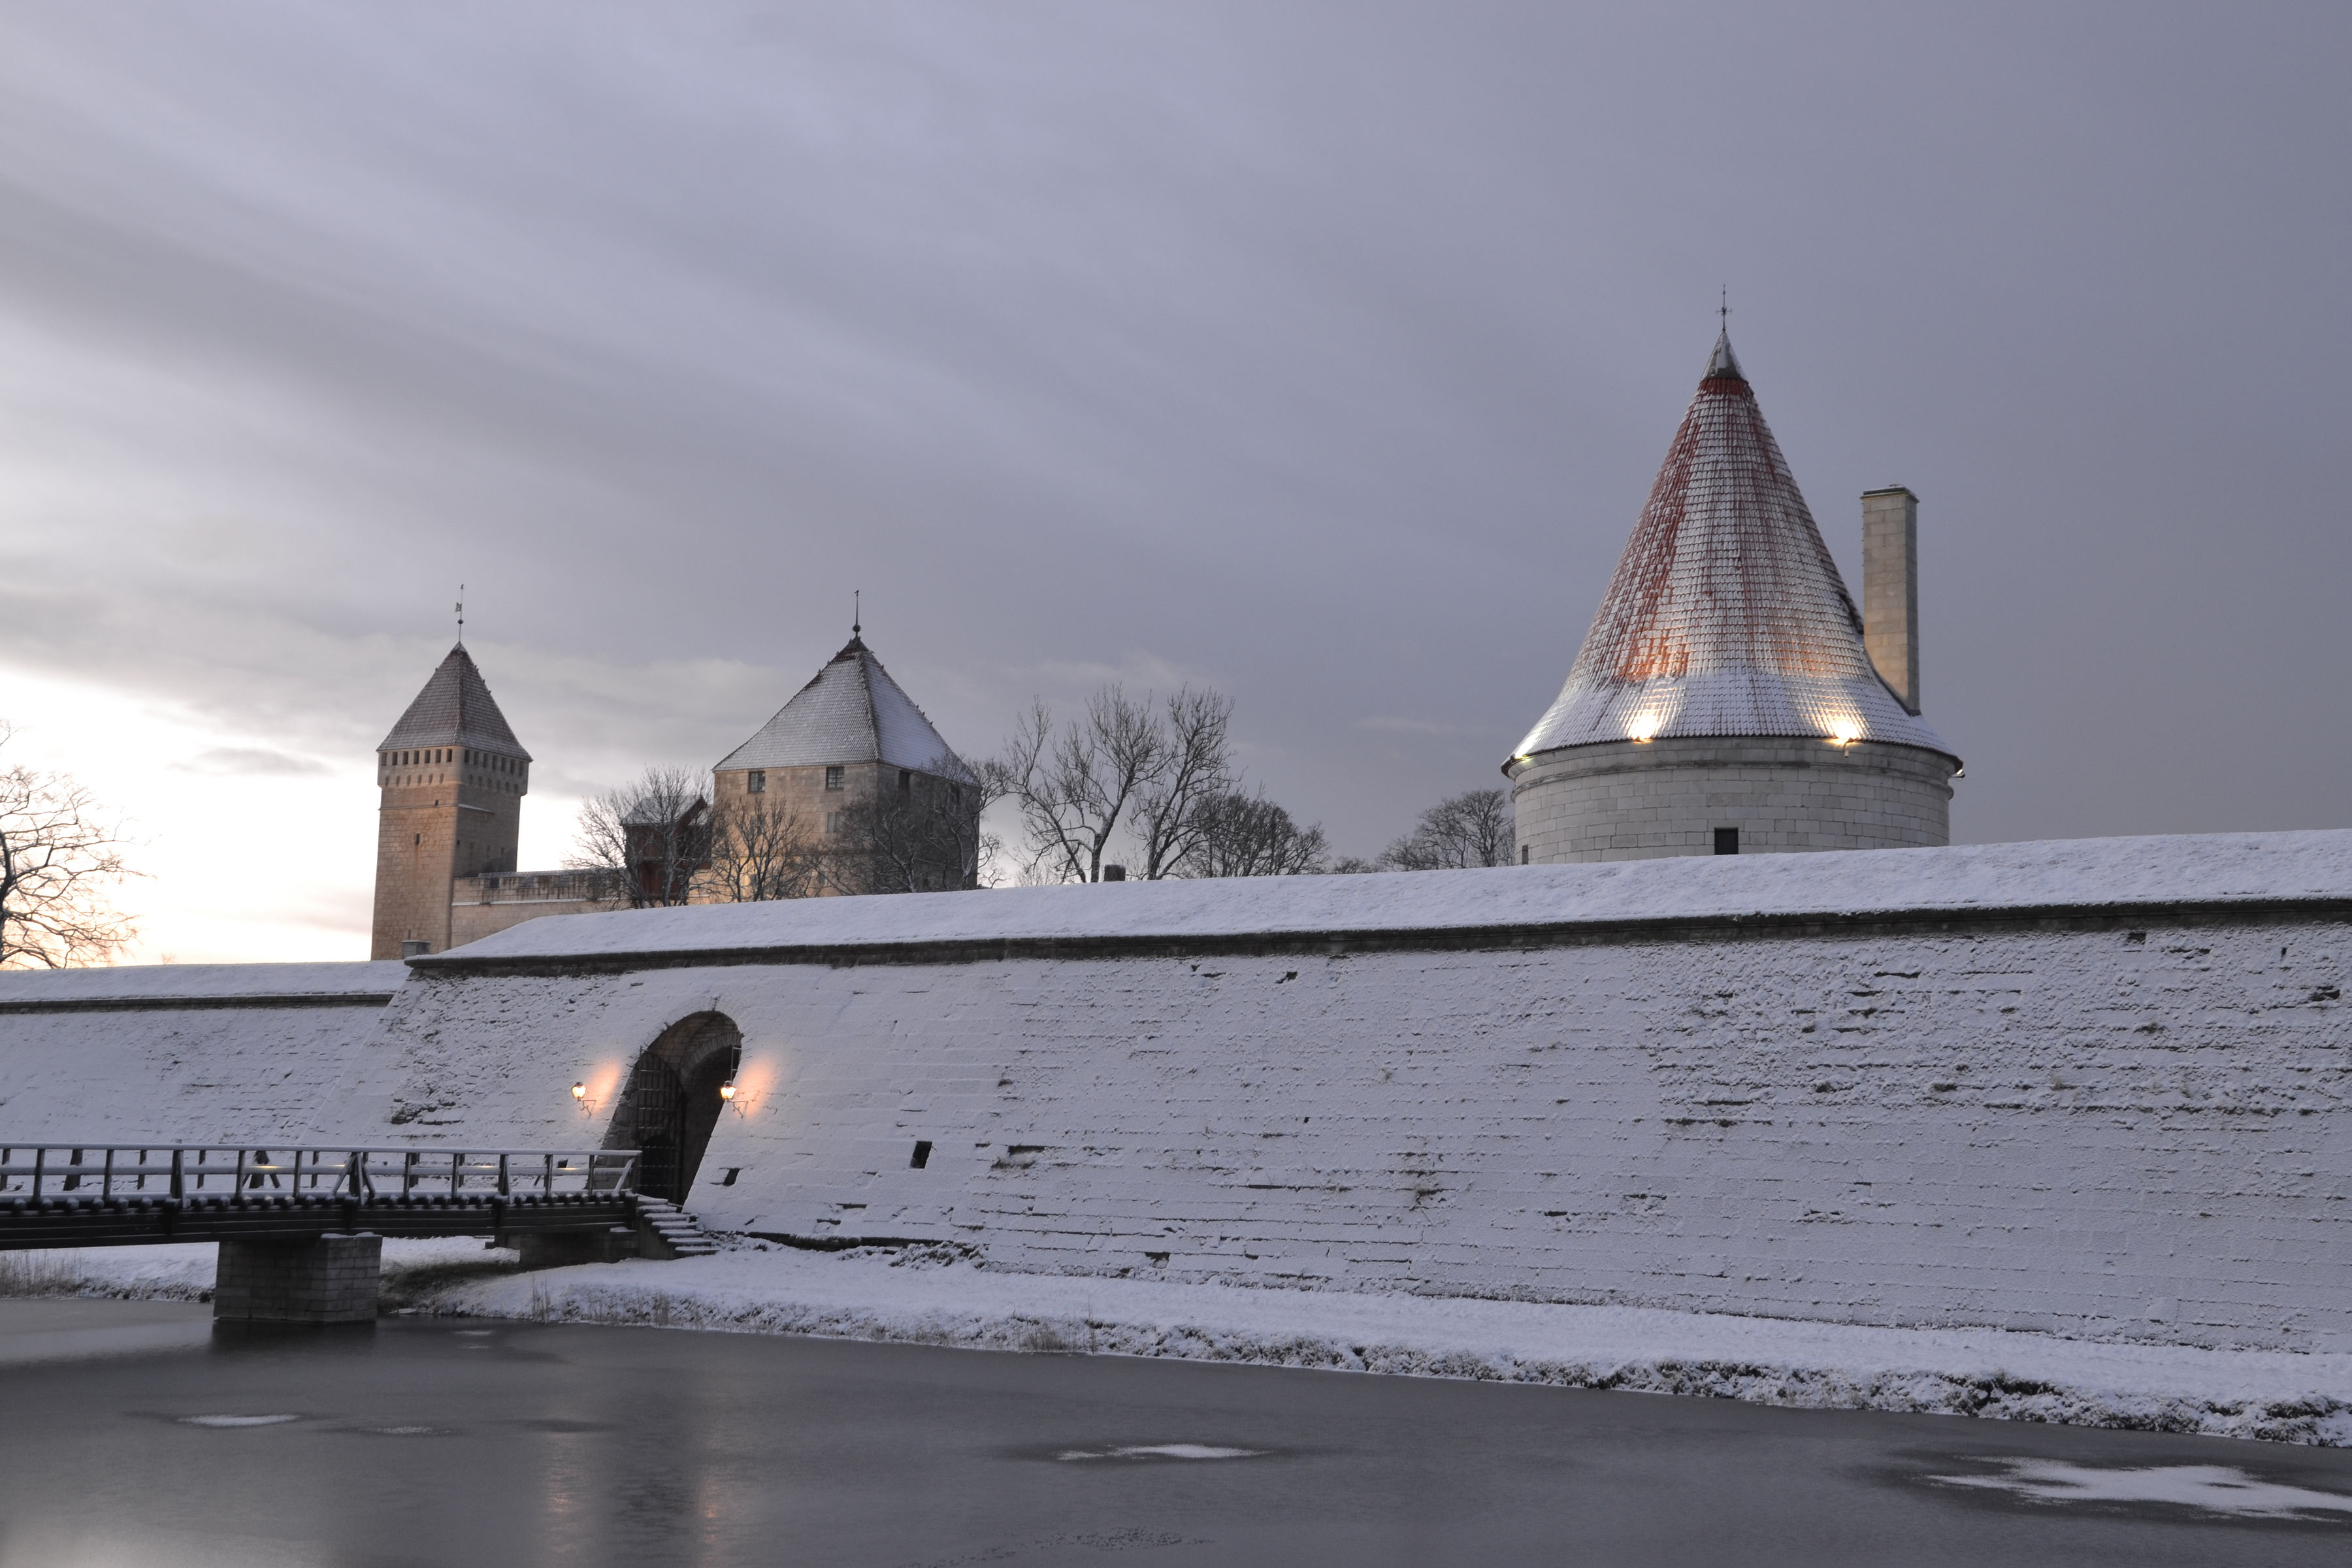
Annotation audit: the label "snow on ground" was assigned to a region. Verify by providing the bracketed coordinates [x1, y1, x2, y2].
[0, 1237, 509, 1306]
[19, 1240, 2348, 1447]
[427, 830, 2352, 964]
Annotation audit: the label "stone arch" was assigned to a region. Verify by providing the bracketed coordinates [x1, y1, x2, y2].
[603, 1011, 741, 1203]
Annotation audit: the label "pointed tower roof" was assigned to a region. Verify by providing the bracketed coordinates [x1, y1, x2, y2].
[1512, 333, 1955, 762]
[717, 634, 975, 782]
[379, 644, 532, 762]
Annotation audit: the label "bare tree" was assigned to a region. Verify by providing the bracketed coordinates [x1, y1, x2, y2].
[1177, 790, 1328, 878]
[824, 767, 992, 895]
[1379, 788, 1515, 870]
[570, 766, 711, 907]
[704, 793, 822, 902]
[996, 689, 1169, 883]
[1, 722, 142, 968]
[1132, 687, 1237, 880]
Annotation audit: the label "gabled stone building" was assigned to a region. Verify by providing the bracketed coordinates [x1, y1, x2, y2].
[712, 630, 981, 894]
[1507, 331, 1962, 861]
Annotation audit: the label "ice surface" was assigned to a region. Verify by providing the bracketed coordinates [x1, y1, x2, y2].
[1931, 1458, 2352, 1517]
[19, 1240, 2352, 1443]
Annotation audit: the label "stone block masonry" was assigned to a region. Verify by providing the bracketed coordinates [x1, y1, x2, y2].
[1512, 736, 1952, 861]
[213, 1233, 382, 1323]
[10, 836, 2347, 1356]
[360, 836, 2352, 1356]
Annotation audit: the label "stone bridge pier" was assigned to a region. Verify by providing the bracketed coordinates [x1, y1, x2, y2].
[212, 1233, 384, 1324]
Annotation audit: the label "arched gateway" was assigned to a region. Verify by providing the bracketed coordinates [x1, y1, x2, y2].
[604, 1011, 740, 1202]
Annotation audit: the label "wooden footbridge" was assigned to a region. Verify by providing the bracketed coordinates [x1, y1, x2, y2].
[1, 1141, 716, 1322]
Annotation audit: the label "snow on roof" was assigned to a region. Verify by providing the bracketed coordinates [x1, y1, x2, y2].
[715, 635, 974, 781]
[379, 644, 531, 762]
[422, 830, 2352, 966]
[1512, 331, 1954, 764]
[0, 961, 407, 1005]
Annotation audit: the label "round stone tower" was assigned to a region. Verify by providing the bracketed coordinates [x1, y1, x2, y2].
[1507, 331, 1960, 862]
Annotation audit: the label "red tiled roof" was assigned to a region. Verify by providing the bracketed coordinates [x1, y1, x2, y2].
[1512, 332, 1954, 762]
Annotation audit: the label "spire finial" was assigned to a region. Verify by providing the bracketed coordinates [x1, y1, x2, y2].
[853, 588, 860, 638]
[455, 584, 465, 645]
[1720, 286, 1729, 329]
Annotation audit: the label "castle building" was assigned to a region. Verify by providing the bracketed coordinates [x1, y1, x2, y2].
[1506, 331, 1961, 862]
[370, 644, 610, 958]
[711, 629, 981, 895]
[370, 629, 981, 957]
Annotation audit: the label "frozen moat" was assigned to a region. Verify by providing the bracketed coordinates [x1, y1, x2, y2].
[3, 1298, 2349, 1565]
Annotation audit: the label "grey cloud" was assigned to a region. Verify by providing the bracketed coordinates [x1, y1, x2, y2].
[173, 747, 333, 778]
[0, 2, 2346, 864]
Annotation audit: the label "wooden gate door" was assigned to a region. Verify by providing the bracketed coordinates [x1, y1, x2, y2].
[627, 1053, 688, 1201]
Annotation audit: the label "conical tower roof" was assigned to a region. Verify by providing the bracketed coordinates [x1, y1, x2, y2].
[378, 644, 531, 762]
[1512, 331, 1954, 762]
[717, 634, 974, 782]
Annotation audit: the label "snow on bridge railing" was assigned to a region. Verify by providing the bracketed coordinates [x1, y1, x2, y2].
[0, 1144, 640, 1204]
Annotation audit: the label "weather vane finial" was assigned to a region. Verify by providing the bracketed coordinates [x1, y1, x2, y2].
[853, 588, 861, 638]
[1720, 286, 1729, 328]
[455, 583, 465, 644]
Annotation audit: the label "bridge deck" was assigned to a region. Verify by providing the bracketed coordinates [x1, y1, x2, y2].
[1, 1143, 644, 1250]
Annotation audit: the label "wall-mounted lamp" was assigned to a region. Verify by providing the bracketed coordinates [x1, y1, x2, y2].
[572, 1081, 587, 1100]
[719, 1081, 737, 1102]
[572, 1081, 595, 1116]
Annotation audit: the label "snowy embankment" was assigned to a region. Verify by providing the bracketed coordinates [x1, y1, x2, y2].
[20, 1240, 2348, 1447]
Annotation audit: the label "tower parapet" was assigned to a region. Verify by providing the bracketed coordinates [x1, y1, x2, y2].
[1505, 332, 1959, 862]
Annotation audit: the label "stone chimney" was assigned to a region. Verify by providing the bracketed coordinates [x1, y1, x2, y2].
[1861, 487, 1920, 715]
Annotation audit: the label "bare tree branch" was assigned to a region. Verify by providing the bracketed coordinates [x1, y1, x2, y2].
[1134, 687, 1236, 879]
[1379, 788, 1515, 870]
[995, 688, 1170, 883]
[823, 768, 992, 895]
[0, 721, 144, 968]
[705, 793, 822, 902]
[568, 766, 710, 907]
[1177, 789, 1327, 878]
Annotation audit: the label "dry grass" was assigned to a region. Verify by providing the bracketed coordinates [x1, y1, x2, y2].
[0, 1253, 87, 1298]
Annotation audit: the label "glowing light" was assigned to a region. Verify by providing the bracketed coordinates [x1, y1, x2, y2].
[1626, 713, 1661, 743]
[570, 1082, 587, 1100]
[1829, 723, 1862, 747]
[719, 1081, 737, 1101]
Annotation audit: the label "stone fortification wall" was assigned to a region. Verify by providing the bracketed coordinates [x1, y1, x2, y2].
[361, 833, 2352, 1353]
[7, 838, 2346, 1354]
[1510, 736, 1954, 862]
[0, 963, 402, 1144]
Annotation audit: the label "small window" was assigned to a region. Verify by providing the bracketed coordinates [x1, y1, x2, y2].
[825, 810, 841, 834]
[1714, 828, 1740, 856]
[747, 770, 766, 794]
[1520, 845, 1529, 864]
[910, 1140, 933, 1169]
[950, 783, 963, 807]
[825, 766, 845, 791]
[898, 769, 912, 793]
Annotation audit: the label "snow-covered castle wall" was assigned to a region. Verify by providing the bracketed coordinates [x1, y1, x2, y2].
[361, 832, 2350, 1352]
[5, 836, 2345, 1353]
[0, 963, 404, 1144]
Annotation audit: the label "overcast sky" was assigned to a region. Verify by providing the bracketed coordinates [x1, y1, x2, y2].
[3, 3, 2347, 961]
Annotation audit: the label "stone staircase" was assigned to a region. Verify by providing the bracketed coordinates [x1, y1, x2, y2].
[630, 1196, 719, 1260]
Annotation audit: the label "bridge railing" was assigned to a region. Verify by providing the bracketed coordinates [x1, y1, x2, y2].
[0, 1144, 640, 1203]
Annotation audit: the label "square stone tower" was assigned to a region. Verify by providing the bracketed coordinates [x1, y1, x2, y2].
[710, 629, 980, 896]
[370, 644, 532, 958]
